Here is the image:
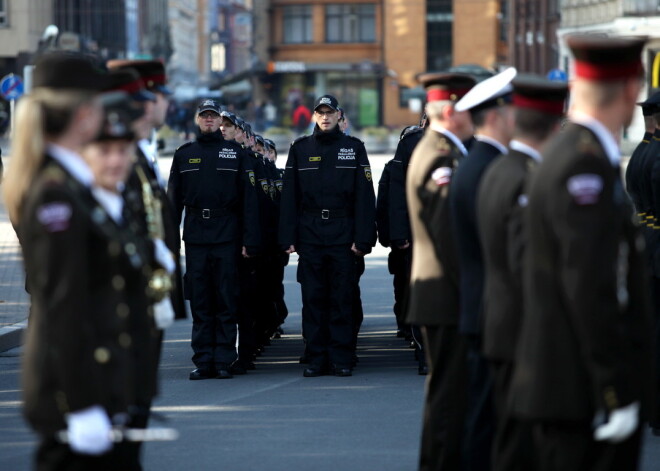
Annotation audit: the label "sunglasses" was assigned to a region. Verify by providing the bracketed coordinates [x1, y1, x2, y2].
[199, 112, 220, 119]
[315, 110, 337, 117]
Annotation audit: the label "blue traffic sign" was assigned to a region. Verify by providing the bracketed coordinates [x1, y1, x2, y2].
[0, 74, 23, 100]
[547, 68, 568, 82]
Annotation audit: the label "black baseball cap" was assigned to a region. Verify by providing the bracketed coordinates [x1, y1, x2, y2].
[197, 99, 220, 115]
[221, 110, 238, 124]
[314, 95, 339, 111]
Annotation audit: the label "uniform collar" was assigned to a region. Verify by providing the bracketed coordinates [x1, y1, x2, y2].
[509, 139, 542, 162]
[47, 143, 94, 187]
[474, 134, 509, 155]
[430, 124, 468, 156]
[138, 139, 155, 163]
[569, 110, 620, 167]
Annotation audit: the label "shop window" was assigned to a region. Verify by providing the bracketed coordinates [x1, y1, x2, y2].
[325, 4, 375, 43]
[283, 5, 312, 44]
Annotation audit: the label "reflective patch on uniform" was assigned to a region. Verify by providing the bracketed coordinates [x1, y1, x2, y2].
[518, 194, 529, 207]
[309, 156, 321, 162]
[37, 202, 72, 232]
[567, 174, 603, 205]
[188, 158, 201, 164]
[248, 170, 256, 186]
[431, 167, 452, 186]
[364, 167, 372, 182]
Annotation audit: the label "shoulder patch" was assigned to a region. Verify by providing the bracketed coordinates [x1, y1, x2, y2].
[176, 141, 194, 151]
[37, 202, 72, 232]
[436, 137, 451, 154]
[247, 170, 256, 186]
[364, 167, 372, 182]
[567, 173, 603, 205]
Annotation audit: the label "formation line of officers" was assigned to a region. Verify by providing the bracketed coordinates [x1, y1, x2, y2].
[394, 35, 657, 471]
[5, 33, 657, 471]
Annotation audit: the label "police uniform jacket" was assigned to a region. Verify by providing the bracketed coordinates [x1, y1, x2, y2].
[624, 132, 651, 215]
[477, 143, 538, 361]
[449, 138, 506, 336]
[20, 156, 156, 435]
[168, 130, 261, 252]
[511, 122, 653, 421]
[405, 128, 465, 326]
[279, 125, 376, 252]
[387, 128, 424, 245]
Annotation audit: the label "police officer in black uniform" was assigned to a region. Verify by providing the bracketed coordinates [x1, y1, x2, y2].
[168, 99, 261, 380]
[279, 94, 376, 377]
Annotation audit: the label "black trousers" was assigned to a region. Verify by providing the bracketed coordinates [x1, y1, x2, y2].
[533, 421, 643, 471]
[388, 246, 412, 331]
[36, 438, 138, 471]
[351, 255, 366, 354]
[490, 360, 535, 471]
[186, 242, 238, 367]
[419, 325, 468, 471]
[463, 338, 495, 471]
[297, 243, 356, 369]
[237, 256, 258, 362]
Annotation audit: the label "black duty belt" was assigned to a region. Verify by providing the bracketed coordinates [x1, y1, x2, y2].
[303, 208, 353, 220]
[186, 206, 234, 219]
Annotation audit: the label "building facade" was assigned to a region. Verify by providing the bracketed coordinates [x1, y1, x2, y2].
[504, 0, 560, 75]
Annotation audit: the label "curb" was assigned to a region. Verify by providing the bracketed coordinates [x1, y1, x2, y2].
[0, 320, 26, 352]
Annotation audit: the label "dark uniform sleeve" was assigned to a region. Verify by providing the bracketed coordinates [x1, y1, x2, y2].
[167, 151, 184, 227]
[555, 157, 644, 411]
[506, 185, 527, 292]
[25, 188, 101, 413]
[354, 142, 377, 254]
[278, 142, 299, 249]
[388, 138, 412, 245]
[239, 149, 262, 253]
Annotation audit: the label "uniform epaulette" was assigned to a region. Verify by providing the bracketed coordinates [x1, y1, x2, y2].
[175, 141, 194, 152]
[291, 135, 309, 146]
[347, 134, 364, 144]
[42, 164, 66, 183]
[400, 126, 424, 141]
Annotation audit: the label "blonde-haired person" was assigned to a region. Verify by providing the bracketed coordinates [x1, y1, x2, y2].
[2, 53, 144, 471]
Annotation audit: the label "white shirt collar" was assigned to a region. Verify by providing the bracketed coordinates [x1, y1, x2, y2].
[430, 123, 468, 156]
[47, 143, 94, 187]
[138, 139, 155, 163]
[509, 139, 542, 163]
[91, 186, 124, 224]
[568, 111, 620, 166]
[474, 134, 509, 155]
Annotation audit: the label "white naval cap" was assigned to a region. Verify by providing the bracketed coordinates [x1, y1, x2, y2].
[454, 67, 517, 113]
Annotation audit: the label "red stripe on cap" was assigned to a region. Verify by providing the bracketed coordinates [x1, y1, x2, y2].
[574, 59, 642, 81]
[426, 88, 471, 102]
[142, 73, 166, 87]
[513, 94, 564, 115]
[114, 79, 145, 95]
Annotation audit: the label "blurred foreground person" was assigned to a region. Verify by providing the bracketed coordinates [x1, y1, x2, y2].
[4, 53, 152, 470]
[477, 74, 568, 470]
[510, 35, 653, 471]
[405, 72, 475, 471]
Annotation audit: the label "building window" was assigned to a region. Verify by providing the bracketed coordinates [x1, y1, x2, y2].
[283, 5, 312, 44]
[325, 4, 376, 43]
[426, 0, 452, 71]
[0, 0, 8, 27]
